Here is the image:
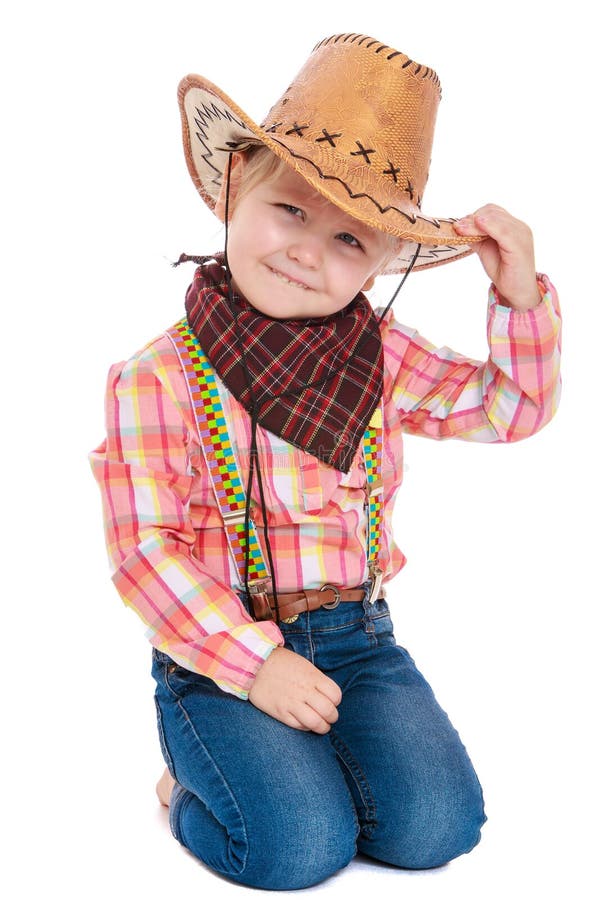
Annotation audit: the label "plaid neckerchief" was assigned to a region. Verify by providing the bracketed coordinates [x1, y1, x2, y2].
[185, 256, 384, 473]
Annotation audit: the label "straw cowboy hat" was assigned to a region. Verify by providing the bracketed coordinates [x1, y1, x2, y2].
[178, 33, 485, 274]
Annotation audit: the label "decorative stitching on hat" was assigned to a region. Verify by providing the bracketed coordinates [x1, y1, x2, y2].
[190, 99, 249, 189]
[418, 245, 458, 260]
[383, 161, 401, 183]
[312, 34, 441, 95]
[272, 138, 419, 224]
[285, 122, 309, 137]
[316, 128, 342, 147]
[350, 141, 376, 165]
[187, 97, 456, 231]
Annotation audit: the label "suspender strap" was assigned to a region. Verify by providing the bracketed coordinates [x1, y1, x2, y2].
[167, 319, 270, 586]
[363, 405, 385, 603]
[167, 317, 385, 598]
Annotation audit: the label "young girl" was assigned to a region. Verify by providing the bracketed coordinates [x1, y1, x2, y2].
[90, 33, 561, 890]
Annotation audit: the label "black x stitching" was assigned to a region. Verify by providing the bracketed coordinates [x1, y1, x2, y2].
[405, 179, 414, 200]
[350, 141, 376, 165]
[383, 161, 401, 183]
[286, 122, 309, 137]
[316, 128, 343, 147]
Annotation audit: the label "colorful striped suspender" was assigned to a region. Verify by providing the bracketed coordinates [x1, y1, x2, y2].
[167, 320, 269, 587]
[168, 318, 384, 601]
[362, 406, 385, 604]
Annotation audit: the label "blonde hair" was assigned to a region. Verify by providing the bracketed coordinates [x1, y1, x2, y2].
[233, 144, 287, 203]
[232, 145, 401, 272]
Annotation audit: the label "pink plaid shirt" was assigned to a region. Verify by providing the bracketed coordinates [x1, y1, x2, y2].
[90, 276, 561, 698]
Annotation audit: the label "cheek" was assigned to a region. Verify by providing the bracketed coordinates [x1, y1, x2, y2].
[333, 255, 380, 294]
[229, 215, 280, 260]
[227, 225, 258, 271]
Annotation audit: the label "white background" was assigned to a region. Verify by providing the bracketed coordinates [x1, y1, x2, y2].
[2, 1, 590, 897]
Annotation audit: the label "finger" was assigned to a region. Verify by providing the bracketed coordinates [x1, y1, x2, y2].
[317, 676, 342, 707]
[290, 701, 333, 734]
[454, 205, 517, 239]
[283, 711, 310, 731]
[452, 214, 488, 238]
[458, 206, 532, 253]
[475, 212, 533, 256]
[460, 203, 509, 225]
[311, 688, 339, 722]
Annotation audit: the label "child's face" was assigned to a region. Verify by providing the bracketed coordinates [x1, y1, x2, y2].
[225, 159, 393, 319]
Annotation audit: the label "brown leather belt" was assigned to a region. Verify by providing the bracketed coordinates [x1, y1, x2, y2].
[250, 583, 385, 623]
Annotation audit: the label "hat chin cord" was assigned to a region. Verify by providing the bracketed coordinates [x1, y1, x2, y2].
[220, 152, 420, 619]
[221, 154, 281, 618]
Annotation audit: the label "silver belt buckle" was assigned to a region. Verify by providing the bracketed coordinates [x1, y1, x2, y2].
[320, 583, 341, 610]
[368, 564, 383, 605]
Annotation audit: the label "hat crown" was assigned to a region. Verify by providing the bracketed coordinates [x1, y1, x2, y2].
[261, 34, 441, 211]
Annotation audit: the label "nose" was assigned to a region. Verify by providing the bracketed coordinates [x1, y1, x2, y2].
[287, 232, 323, 269]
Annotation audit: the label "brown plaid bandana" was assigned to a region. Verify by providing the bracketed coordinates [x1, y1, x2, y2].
[185, 256, 384, 473]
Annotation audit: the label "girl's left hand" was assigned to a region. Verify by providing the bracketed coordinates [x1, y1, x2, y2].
[453, 204, 540, 311]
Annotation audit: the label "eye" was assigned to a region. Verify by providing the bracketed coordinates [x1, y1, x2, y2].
[337, 232, 362, 249]
[279, 203, 304, 219]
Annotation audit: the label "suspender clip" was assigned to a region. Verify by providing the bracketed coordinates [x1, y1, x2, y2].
[222, 509, 248, 527]
[368, 563, 383, 605]
[248, 577, 273, 620]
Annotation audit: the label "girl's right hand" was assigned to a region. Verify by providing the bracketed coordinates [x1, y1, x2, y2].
[249, 646, 342, 733]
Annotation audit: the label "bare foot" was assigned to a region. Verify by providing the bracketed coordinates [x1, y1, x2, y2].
[156, 767, 176, 807]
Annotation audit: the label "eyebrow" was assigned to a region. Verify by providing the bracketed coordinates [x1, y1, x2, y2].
[269, 178, 383, 244]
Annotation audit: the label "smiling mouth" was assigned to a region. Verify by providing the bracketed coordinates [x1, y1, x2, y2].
[268, 266, 312, 290]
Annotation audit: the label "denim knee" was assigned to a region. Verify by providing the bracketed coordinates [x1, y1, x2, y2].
[361, 775, 486, 869]
[243, 805, 359, 889]
[172, 782, 359, 890]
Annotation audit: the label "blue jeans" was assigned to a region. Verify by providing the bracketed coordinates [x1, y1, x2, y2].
[152, 590, 486, 890]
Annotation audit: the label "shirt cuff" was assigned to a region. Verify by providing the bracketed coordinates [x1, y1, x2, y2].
[488, 273, 550, 313]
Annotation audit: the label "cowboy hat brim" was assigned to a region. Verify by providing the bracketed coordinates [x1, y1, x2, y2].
[178, 73, 484, 274]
